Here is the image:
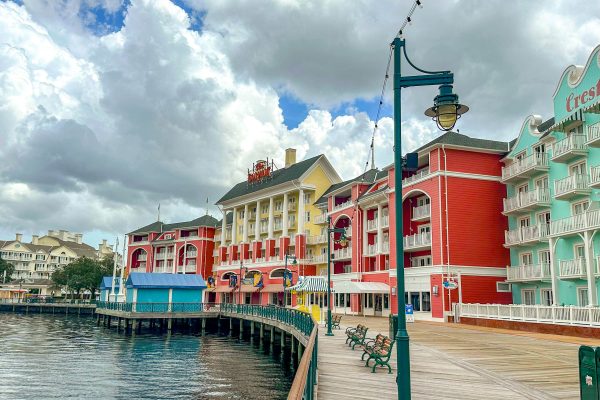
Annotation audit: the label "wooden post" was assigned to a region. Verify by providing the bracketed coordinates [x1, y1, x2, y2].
[298, 343, 303, 364]
[291, 336, 296, 368]
[239, 318, 243, 340]
[229, 318, 233, 338]
[108, 316, 112, 328]
[132, 320, 138, 336]
[167, 318, 173, 333]
[280, 330, 285, 363]
[250, 321, 255, 344]
[217, 317, 221, 334]
[201, 318, 206, 336]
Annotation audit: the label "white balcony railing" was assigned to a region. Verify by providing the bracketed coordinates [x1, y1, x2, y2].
[412, 204, 431, 220]
[504, 224, 549, 246]
[554, 174, 589, 198]
[382, 241, 390, 253]
[313, 254, 327, 264]
[137, 254, 147, 261]
[314, 213, 328, 224]
[186, 259, 197, 266]
[332, 200, 352, 212]
[403, 232, 431, 249]
[552, 134, 587, 160]
[458, 303, 600, 327]
[501, 153, 549, 181]
[506, 263, 551, 282]
[550, 209, 600, 236]
[587, 122, 600, 144]
[333, 246, 352, 260]
[382, 215, 389, 228]
[366, 244, 377, 256]
[186, 252, 197, 258]
[367, 219, 378, 231]
[307, 234, 327, 245]
[559, 258, 587, 279]
[503, 188, 550, 214]
[403, 168, 430, 186]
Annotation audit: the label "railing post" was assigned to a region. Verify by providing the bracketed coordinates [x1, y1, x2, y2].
[570, 306, 574, 325]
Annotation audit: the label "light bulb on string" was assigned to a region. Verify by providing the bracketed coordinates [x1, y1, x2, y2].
[416, 0, 423, 8]
[407, 17, 412, 26]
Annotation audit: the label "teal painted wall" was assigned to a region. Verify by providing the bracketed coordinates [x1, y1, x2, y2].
[126, 288, 134, 303]
[172, 289, 203, 303]
[137, 288, 169, 303]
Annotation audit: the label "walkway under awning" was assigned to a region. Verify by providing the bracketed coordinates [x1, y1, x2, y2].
[215, 286, 235, 293]
[333, 281, 390, 294]
[262, 284, 284, 293]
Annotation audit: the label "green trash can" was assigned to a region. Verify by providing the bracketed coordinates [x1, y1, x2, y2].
[579, 345, 599, 399]
[389, 314, 398, 338]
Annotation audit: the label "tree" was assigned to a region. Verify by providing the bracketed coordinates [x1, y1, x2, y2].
[0, 255, 15, 283]
[52, 256, 121, 299]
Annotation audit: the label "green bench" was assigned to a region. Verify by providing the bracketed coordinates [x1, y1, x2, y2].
[331, 314, 342, 330]
[347, 325, 369, 350]
[359, 333, 386, 361]
[345, 324, 365, 344]
[364, 336, 395, 374]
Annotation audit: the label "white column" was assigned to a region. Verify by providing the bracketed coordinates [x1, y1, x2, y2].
[584, 231, 597, 306]
[363, 208, 368, 253]
[232, 207, 238, 244]
[268, 197, 274, 239]
[377, 204, 383, 253]
[255, 201, 260, 239]
[298, 189, 305, 234]
[548, 237, 559, 305]
[283, 193, 289, 237]
[221, 210, 227, 245]
[243, 204, 249, 243]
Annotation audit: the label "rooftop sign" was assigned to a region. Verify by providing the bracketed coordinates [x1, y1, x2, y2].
[248, 159, 274, 185]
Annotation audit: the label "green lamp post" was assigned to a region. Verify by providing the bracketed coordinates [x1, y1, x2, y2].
[283, 254, 297, 307]
[326, 216, 350, 336]
[392, 37, 468, 399]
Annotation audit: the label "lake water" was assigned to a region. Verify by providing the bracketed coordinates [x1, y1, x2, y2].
[0, 313, 292, 399]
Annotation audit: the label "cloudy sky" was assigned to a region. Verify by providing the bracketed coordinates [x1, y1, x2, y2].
[0, 0, 599, 249]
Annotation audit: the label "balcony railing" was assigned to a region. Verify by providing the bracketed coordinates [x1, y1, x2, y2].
[552, 134, 587, 162]
[554, 174, 590, 199]
[549, 209, 600, 236]
[403, 168, 430, 186]
[367, 219, 378, 231]
[501, 153, 549, 182]
[590, 166, 600, 188]
[503, 188, 551, 214]
[332, 200, 352, 212]
[458, 303, 600, 327]
[137, 255, 147, 261]
[403, 232, 431, 250]
[312, 254, 327, 264]
[366, 244, 377, 256]
[559, 258, 587, 279]
[587, 122, 600, 147]
[307, 234, 327, 245]
[186, 252, 197, 258]
[382, 241, 390, 253]
[333, 246, 352, 260]
[504, 224, 549, 246]
[382, 215, 389, 228]
[506, 263, 551, 282]
[314, 213, 328, 224]
[412, 204, 431, 221]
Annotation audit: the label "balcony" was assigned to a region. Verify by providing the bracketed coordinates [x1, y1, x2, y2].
[366, 244, 377, 256]
[154, 267, 170, 273]
[274, 222, 283, 231]
[590, 166, 600, 189]
[502, 188, 551, 215]
[553, 174, 590, 200]
[367, 219, 378, 231]
[382, 241, 390, 253]
[559, 258, 587, 279]
[186, 252, 197, 258]
[307, 234, 327, 245]
[254, 257, 266, 263]
[137, 254, 147, 261]
[403, 168, 430, 187]
[403, 232, 431, 252]
[260, 225, 268, 234]
[333, 246, 352, 260]
[504, 225, 549, 247]
[506, 263, 551, 282]
[501, 153, 549, 182]
[313, 254, 327, 264]
[177, 265, 196, 273]
[552, 134, 587, 162]
[314, 213, 328, 224]
[412, 204, 430, 221]
[382, 215, 389, 228]
[288, 203, 296, 212]
[332, 200, 352, 213]
[585, 122, 600, 147]
[550, 209, 600, 237]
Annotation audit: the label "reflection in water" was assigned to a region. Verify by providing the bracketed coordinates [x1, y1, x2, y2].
[0, 313, 291, 399]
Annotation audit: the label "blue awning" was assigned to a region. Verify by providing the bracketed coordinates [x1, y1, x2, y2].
[100, 276, 121, 289]
[125, 272, 207, 289]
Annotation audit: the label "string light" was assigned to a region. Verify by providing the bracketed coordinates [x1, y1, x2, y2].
[396, 0, 423, 38]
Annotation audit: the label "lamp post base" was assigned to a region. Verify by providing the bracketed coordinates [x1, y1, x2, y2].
[325, 332, 334, 336]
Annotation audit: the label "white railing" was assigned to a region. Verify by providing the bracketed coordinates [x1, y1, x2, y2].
[550, 209, 600, 236]
[501, 153, 548, 181]
[332, 200, 352, 212]
[552, 134, 587, 159]
[186, 259, 197, 266]
[458, 303, 600, 327]
[503, 188, 550, 213]
[506, 263, 551, 282]
[307, 234, 327, 245]
[313, 254, 327, 263]
[178, 265, 196, 273]
[591, 166, 600, 186]
[504, 224, 549, 245]
[382, 215, 389, 228]
[403, 232, 431, 249]
[288, 203, 296, 212]
[588, 122, 600, 143]
[403, 168, 430, 186]
[137, 254, 147, 261]
[314, 213, 327, 224]
[559, 258, 587, 278]
[333, 247, 352, 260]
[382, 241, 390, 253]
[254, 257, 266, 263]
[186, 251, 197, 258]
[366, 244, 378, 256]
[260, 225, 268, 234]
[136, 262, 146, 269]
[554, 174, 589, 197]
[412, 204, 430, 220]
[367, 219, 378, 231]
[274, 222, 283, 231]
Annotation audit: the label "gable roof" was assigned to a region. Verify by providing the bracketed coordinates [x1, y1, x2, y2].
[217, 155, 322, 204]
[414, 131, 510, 153]
[100, 277, 121, 290]
[315, 168, 380, 205]
[128, 215, 220, 235]
[125, 272, 207, 289]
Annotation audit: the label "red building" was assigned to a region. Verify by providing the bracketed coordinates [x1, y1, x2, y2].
[126, 215, 219, 300]
[327, 132, 513, 319]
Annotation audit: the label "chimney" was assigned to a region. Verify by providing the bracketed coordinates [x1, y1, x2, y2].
[75, 234, 83, 244]
[32, 235, 39, 245]
[285, 148, 297, 168]
[15, 233, 22, 242]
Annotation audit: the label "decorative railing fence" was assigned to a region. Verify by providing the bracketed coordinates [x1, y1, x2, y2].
[458, 303, 600, 327]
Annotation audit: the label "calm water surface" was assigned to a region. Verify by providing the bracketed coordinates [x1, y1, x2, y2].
[0, 313, 291, 399]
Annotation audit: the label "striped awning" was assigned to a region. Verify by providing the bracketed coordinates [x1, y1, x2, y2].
[334, 281, 390, 294]
[215, 286, 235, 293]
[548, 109, 584, 132]
[287, 276, 332, 293]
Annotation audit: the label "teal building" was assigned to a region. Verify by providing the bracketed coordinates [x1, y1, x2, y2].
[125, 272, 207, 310]
[99, 277, 121, 301]
[503, 45, 600, 307]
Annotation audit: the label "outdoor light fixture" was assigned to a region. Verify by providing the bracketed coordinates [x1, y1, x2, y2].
[424, 84, 469, 131]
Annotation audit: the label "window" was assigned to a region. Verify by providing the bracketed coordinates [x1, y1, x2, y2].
[275, 201, 282, 211]
[539, 250, 551, 267]
[578, 287, 589, 307]
[533, 143, 545, 155]
[304, 193, 311, 204]
[383, 294, 389, 309]
[240, 210, 245, 219]
[519, 253, 533, 266]
[541, 289, 553, 306]
[271, 293, 279, 305]
[573, 200, 589, 215]
[568, 124, 584, 135]
[537, 211, 550, 228]
[514, 151, 526, 163]
[305, 211, 310, 222]
[411, 256, 432, 267]
[343, 264, 351, 273]
[165, 234, 172, 240]
[286, 293, 292, 306]
[418, 224, 431, 234]
[244, 293, 251, 304]
[535, 176, 549, 190]
[522, 289, 535, 305]
[417, 196, 430, 207]
[570, 161, 587, 176]
[496, 282, 511, 293]
[421, 292, 431, 311]
[519, 216, 530, 228]
[516, 183, 528, 195]
[574, 244, 585, 260]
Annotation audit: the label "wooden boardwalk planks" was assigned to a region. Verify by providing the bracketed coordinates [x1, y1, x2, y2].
[316, 316, 585, 400]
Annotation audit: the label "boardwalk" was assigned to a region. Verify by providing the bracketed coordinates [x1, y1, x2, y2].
[317, 316, 594, 400]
